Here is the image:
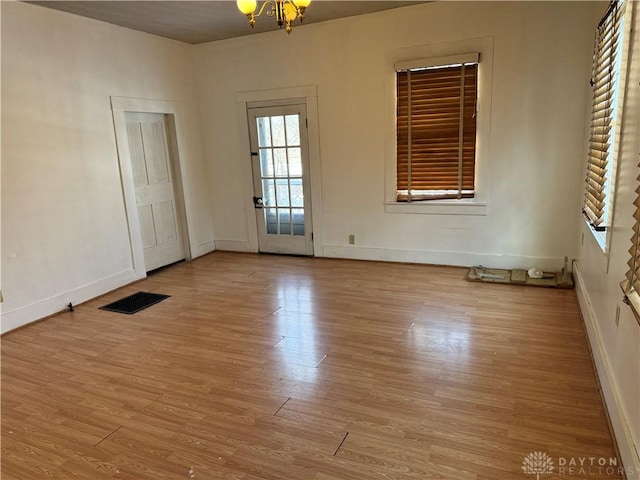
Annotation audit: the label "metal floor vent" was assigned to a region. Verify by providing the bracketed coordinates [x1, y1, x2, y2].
[99, 291, 170, 314]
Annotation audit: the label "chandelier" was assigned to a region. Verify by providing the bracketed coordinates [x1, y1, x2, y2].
[236, 0, 312, 34]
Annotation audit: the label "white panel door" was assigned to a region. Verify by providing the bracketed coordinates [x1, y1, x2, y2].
[125, 112, 184, 271]
[248, 104, 313, 256]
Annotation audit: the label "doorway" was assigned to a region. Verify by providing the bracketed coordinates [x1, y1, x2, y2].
[247, 104, 313, 256]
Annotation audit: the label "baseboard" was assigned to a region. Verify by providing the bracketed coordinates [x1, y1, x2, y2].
[574, 264, 640, 480]
[321, 245, 564, 270]
[193, 240, 215, 258]
[214, 240, 253, 252]
[0, 269, 142, 334]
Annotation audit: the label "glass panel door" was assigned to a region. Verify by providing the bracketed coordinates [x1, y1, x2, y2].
[248, 104, 313, 255]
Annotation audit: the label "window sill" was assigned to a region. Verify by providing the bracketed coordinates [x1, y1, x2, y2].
[619, 282, 640, 326]
[584, 218, 607, 252]
[384, 200, 488, 216]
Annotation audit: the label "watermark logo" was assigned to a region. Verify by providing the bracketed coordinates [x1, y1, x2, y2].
[522, 452, 635, 477]
[522, 451, 555, 480]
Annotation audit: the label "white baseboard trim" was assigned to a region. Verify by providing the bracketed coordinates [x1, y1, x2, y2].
[321, 245, 564, 270]
[574, 264, 640, 480]
[214, 240, 253, 252]
[193, 240, 215, 258]
[0, 269, 142, 334]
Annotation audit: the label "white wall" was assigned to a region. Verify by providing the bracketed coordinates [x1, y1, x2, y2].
[575, 1, 640, 476]
[1, 2, 215, 333]
[0, 0, 637, 472]
[195, 1, 595, 269]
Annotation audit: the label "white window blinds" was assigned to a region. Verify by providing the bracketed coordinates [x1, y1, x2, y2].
[583, 1, 625, 230]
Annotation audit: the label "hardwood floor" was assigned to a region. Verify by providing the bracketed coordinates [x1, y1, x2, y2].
[1, 252, 622, 479]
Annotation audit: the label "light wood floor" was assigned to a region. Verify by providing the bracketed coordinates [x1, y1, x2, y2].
[2, 252, 621, 479]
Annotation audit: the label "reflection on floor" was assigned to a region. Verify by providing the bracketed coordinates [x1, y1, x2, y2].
[1, 252, 622, 479]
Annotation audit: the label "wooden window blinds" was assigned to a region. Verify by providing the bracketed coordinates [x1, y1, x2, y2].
[583, 1, 625, 230]
[396, 54, 479, 202]
[621, 163, 640, 321]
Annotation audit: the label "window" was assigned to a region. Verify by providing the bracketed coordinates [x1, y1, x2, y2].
[395, 53, 479, 202]
[583, 1, 625, 232]
[621, 163, 640, 321]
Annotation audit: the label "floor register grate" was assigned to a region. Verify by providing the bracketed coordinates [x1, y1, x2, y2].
[99, 291, 170, 314]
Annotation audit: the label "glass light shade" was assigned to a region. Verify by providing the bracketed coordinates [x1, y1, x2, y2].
[295, 0, 311, 7]
[237, 0, 257, 14]
[283, 3, 297, 22]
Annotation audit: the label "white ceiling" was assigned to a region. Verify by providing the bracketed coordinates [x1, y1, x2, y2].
[26, 1, 427, 44]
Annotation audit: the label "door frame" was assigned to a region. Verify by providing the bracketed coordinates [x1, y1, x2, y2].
[236, 85, 325, 256]
[111, 97, 192, 278]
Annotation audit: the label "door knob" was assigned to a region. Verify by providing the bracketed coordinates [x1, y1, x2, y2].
[253, 196, 263, 208]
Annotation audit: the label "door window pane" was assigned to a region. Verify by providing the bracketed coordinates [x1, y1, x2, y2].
[290, 178, 303, 207]
[271, 116, 286, 147]
[262, 179, 276, 207]
[276, 179, 290, 207]
[285, 115, 300, 146]
[288, 148, 302, 177]
[274, 148, 288, 177]
[279, 208, 291, 235]
[292, 208, 305, 236]
[264, 208, 277, 234]
[257, 117, 271, 147]
[259, 149, 273, 177]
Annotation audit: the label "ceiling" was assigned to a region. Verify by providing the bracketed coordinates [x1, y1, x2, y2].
[26, 1, 427, 44]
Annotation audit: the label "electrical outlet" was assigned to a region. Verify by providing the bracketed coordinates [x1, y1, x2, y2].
[348, 234, 355, 245]
[615, 304, 620, 327]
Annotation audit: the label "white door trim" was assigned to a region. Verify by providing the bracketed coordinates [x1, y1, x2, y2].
[111, 96, 192, 277]
[235, 85, 325, 256]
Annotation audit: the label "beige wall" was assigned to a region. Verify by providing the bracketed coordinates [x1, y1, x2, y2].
[575, 2, 640, 476]
[1, 2, 215, 332]
[1, 0, 637, 473]
[194, 1, 639, 470]
[195, 1, 595, 269]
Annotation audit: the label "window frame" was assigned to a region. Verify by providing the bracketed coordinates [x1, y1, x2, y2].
[615, 0, 639, 322]
[384, 37, 494, 216]
[582, 0, 630, 252]
[395, 53, 479, 203]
